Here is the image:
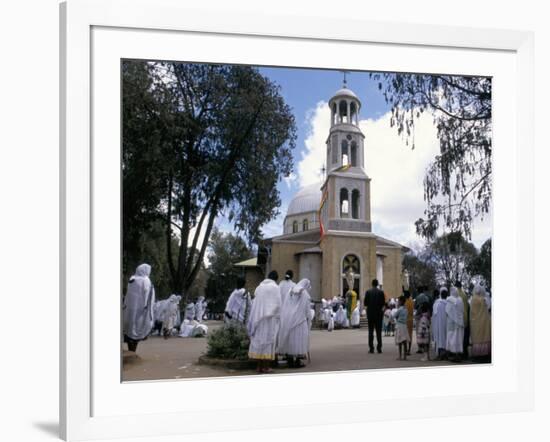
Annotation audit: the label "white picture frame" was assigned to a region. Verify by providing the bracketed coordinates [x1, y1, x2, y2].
[60, 0, 534, 440]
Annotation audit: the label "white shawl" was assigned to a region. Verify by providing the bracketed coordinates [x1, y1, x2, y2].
[123, 263, 155, 340]
[279, 279, 296, 307]
[225, 288, 251, 323]
[445, 287, 464, 327]
[247, 279, 281, 337]
[278, 279, 311, 347]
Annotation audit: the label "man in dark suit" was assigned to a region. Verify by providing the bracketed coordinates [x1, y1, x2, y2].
[364, 279, 386, 353]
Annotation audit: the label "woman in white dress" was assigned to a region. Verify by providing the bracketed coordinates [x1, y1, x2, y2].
[247, 271, 282, 374]
[122, 263, 155, 352]
[278, 279, 312, 368]
[278, 270, 296, 307]
[445, 286, 465, 361]
[161, 294, 180, 339]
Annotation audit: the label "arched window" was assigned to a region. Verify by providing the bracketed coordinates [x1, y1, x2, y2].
[341, 139, 349, 166]
[351, 189, 360, 219]
[350, 141, 358, 167]
[340, 188, 349, 217]
[292, 220, 298, 233]
[331, 135, 338, 164]
[302, 219, 308, 231]
[350, 102, 357, 125]
[332, 103, 338, 125]
[339, 100, 348, 123]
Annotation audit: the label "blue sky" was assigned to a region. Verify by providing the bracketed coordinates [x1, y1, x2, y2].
[208, 66, 492, 251]
[257, 67, 390, 210]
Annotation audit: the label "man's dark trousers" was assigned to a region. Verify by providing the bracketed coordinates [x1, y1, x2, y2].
[368, 314, 383, 352]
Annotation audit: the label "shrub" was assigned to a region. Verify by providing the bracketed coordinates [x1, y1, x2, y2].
[205, 321, 250, 360]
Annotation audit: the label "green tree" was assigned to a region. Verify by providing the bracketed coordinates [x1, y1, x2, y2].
[122, 62, 172, 277]
[422, 232, 479, 286]
[205, 228, 253, 313]
[371, 73, 492, 240]
[468, 238, 492, 288]
[122, 61, 296, 300]
[402, 252, 437, 294]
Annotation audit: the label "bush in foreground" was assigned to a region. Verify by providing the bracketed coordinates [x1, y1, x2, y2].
[205, 321, 250, 360]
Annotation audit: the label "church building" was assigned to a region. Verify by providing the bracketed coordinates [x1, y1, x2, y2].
[235, 81, 408, 307]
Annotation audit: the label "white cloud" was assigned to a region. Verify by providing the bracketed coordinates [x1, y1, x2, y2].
[298, 101, 331, 188]
[282, 172, 297, 189]
[261, 203, 288, 238]
[296, 103, 492, 249]
[362, 111, 440, 246]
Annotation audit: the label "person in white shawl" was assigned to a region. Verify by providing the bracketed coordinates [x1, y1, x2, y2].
[350, 302, 361, 328]
[184, 301, 195, 321]
[224, 277, 251, 323]
[334, 305, 349, 328]
[161, 294, 180, 338]
[194, 296, 207, 322]
[123, 263, 155, 352]
[152, 298, 167, 335]
[247, 271, 282, 374]
[445, 286, 465, 361]
[278, 270, 296, 307]
[431, 287, 448, 360]
[278, 279, 312, 368]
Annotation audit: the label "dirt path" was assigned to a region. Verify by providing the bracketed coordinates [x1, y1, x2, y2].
[123, 321, 476, 381]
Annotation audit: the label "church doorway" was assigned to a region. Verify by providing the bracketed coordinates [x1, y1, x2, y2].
[341, 254, 360, 295]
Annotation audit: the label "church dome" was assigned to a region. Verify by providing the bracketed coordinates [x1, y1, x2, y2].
[331, 87, 359, 100]
[286, 183, 322, 216]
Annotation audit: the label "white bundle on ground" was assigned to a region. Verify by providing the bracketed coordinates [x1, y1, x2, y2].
[178, 319, 208, 338]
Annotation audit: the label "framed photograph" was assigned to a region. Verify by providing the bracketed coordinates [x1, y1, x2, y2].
[60, 0, 534, 440]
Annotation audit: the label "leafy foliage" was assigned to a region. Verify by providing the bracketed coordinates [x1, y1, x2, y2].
[206, 322, 250, 360]
[371, 73, 492, 240]
[122, 61, 296, 299]
[422, 232, 480, 286]
[468, 238, 492, 288]
[403, 234, 491, 291]
[402, 252, 437, 294]
[205, 228, 253, 313]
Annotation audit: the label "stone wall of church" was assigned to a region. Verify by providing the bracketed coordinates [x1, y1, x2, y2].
[379, 247, 404, 300]
[319, 233, 377, 301]
[243, 267, 265, 296]
[270, 241, 314, 285]
[298, 253, 322, 301]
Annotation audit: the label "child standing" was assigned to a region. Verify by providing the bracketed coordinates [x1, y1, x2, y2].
[416, 303, 431, 361]
[394, 296, 410, 360]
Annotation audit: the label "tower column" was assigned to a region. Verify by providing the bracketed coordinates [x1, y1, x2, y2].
[347, 101, 351, 124]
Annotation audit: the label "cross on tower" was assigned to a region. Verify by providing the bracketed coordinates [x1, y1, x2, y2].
[319, 163, 327, 179]
[340, 70, 350, 88]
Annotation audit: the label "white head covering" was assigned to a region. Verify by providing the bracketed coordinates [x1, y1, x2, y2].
[135, 263, 151, 278]
[445, 286, 464, 326]
[123, 263, 155, 340]
[473, 284, 486, 297]
[291, 278, 311, 295]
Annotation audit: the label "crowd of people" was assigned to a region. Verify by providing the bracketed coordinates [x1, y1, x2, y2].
[122, 264, 209, 352]
[375, 282, 492, 362]
[226, 270, 315, 374]
[123, 262, 492, 372]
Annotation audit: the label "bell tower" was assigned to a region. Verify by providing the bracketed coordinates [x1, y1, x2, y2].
[319, 80, 372, 233]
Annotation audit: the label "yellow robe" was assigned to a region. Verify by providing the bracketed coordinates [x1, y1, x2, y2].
[346, 290, 357, 319]
[470, 294, 491, 356]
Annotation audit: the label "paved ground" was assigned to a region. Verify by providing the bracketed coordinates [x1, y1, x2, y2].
[123, 321, 479, 381]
